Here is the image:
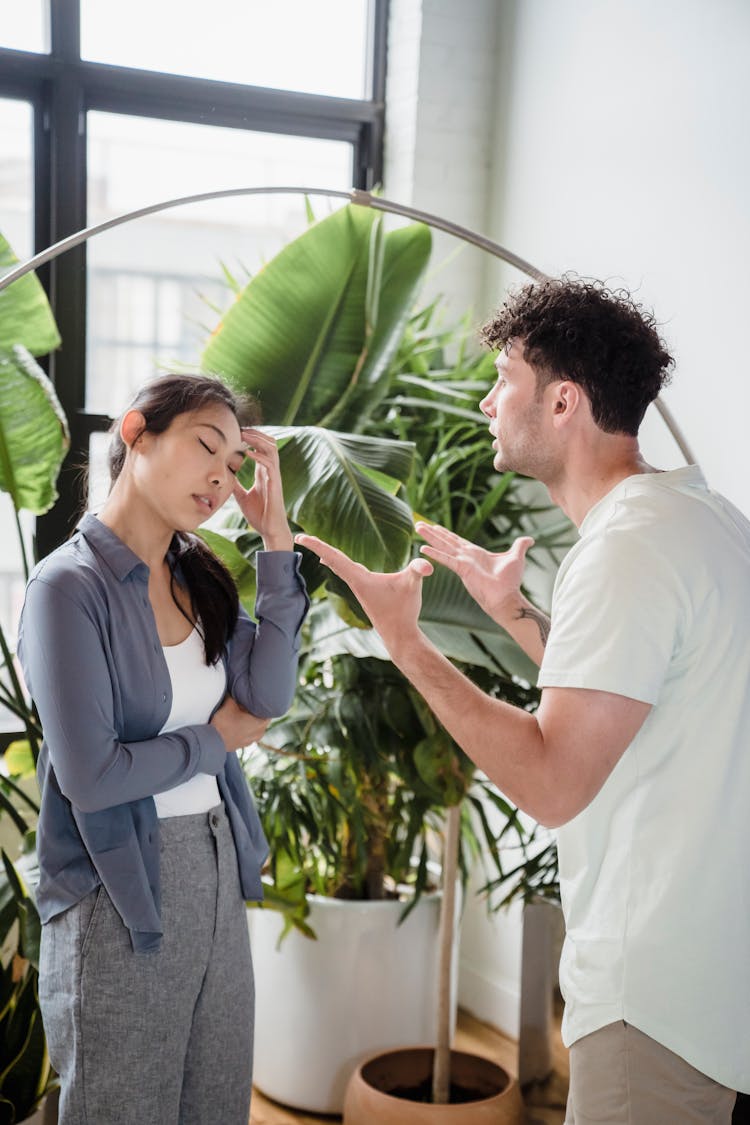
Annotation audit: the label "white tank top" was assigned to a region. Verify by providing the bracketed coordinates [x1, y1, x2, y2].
[154, 626, 226, 818]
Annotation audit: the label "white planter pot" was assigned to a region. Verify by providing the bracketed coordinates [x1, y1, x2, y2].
[248, 888, 460, 1114]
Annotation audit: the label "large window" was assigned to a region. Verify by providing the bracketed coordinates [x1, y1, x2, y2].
[85, 111, 353, 415]
[80, 0, 370, 99]
[0, 0, 387, 556]
[0, 0, 388, 745]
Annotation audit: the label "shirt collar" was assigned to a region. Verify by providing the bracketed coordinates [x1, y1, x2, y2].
[77, 512, 150, 582]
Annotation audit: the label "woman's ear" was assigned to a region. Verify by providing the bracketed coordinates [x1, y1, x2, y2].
[120, 409, 147, 449]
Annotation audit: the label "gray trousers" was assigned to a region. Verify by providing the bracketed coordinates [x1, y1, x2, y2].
[39, 804, 255, 1125]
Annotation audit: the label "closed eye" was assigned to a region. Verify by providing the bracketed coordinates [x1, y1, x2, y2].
[198, 438, 215, 455]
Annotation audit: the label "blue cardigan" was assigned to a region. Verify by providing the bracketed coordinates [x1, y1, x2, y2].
[18, 513, 309, 952]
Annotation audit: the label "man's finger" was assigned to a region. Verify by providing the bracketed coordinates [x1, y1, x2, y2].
[419, 544, 461, 573]
[294, 533, 331, 550]
[509, 535, 535, 557]
[415, 521, 466, 550]
[294, 533, 360, 578]
[408, 557, 434, 579]
[294, 533, 337, 563]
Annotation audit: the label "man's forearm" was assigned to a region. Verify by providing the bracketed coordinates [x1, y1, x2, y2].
[387, 626, 552, 820]
[494, 594, 550, 666]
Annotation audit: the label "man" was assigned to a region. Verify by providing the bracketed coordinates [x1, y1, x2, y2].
[297, 276, 750, 1124]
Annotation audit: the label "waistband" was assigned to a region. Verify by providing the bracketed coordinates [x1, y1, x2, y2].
[157, 802, 228, 844]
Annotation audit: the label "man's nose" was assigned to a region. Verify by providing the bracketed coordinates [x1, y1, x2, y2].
[479, 388, 495, 418]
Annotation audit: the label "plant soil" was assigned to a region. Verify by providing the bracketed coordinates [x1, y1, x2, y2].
[387, 1077, 502, 1105]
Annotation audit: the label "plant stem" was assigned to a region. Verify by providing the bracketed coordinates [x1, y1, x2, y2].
[13, 505, 30, 583]
[0, 624, 41, 761]
[432, 801, 461, 1104]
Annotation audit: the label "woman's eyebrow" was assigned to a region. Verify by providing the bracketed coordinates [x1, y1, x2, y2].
[198, 422, 246, 459]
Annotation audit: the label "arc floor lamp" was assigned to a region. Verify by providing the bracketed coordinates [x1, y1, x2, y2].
[0, 185, 696, 464]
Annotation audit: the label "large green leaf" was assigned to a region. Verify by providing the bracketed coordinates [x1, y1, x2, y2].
[0, 234, 61, 357]
[198, 527, 258, 614]
[272, 426, 416, 571]
[201, 204, 431, 430]
[0, 346, 69, 514]
[303, 578, 539, 684]
[319, 219, 433, 431]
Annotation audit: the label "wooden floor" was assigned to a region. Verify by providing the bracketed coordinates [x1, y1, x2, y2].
[250, 1004, 569, 1125]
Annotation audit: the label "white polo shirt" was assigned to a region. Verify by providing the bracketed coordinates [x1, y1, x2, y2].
[538, 466, 750, 1093]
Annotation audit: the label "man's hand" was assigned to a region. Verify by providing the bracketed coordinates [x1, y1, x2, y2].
[416, 523, 549, 663]
[210, 696, 271, 752]
[416, 522, 534, 623]
[294, 534, 433, 652]
[296, 534, 650, 828]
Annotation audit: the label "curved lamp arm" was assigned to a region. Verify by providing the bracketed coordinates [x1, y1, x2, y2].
[0, 185, 696, 463]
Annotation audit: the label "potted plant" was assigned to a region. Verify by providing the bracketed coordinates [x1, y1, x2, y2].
[200, 202, 571, 1113]
[342, 803, 525, 1122]
[0, 231, 67, 1123]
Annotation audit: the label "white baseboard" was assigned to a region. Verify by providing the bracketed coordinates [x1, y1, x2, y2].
[458, 958, 521, 1041]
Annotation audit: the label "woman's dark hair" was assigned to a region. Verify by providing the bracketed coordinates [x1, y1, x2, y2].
[108, 373, 261, 665]
[480, 275, 674, 435]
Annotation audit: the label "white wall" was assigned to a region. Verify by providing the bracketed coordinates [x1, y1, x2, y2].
[383, 0, 750, 1040]
[384, 0, 502, 325]
[487, 0, 750, 514]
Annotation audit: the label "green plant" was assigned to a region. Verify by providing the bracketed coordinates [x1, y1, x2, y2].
[201, 201, 573, 1103]
[200, 203, 572, 929]
[0, 230, 66, 1122]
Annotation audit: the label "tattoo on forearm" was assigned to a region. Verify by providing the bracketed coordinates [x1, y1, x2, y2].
[517, 606, 551, 647]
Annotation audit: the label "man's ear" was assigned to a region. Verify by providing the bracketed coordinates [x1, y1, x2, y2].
[120, 409, 147, 449]
[551, 381, 581, 423]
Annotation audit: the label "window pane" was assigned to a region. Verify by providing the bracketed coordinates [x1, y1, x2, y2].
[0, 2, 48, 53]
[86, 111, 353, 415]
[87, 433, 111, 513]
[0, 98, 34, 258]
[81, 0, 369, 99]
[0, 97, 34, 732]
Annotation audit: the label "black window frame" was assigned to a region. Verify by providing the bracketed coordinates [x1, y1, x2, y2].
[0, 0, 389, 557]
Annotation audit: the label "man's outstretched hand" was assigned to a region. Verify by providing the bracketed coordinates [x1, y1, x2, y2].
[294, 534, 433, 653]
[416, 521, 534, 627]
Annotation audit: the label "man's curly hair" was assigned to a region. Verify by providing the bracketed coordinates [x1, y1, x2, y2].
[481, 276, 674, 436]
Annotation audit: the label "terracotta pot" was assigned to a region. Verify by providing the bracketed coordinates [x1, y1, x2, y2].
[343, 1047, 525, 1124]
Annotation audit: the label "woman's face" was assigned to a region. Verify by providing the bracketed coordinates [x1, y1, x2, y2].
[130, 402, 246, 532]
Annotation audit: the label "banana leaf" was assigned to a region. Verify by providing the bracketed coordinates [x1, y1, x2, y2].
[0, 234, 61, 357]
[0, 347, 69, 515]
[275, 426, 415, 570]
[201, 204, 431, 432]
[302, 579, 539, 684]
[198, 528, 259, 614]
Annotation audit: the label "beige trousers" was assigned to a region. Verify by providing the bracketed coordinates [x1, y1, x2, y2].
[564, 1021, 737, 1125]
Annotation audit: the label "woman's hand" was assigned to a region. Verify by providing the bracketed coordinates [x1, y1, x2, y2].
[233, 429, 293, 551]
[210, 696, 271, 753]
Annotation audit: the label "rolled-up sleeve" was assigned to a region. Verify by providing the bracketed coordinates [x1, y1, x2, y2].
[19, 577, 227, 813]
[225, 550, 309, 717]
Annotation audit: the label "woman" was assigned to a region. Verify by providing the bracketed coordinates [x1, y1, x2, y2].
[18, 373, 309, 1125]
